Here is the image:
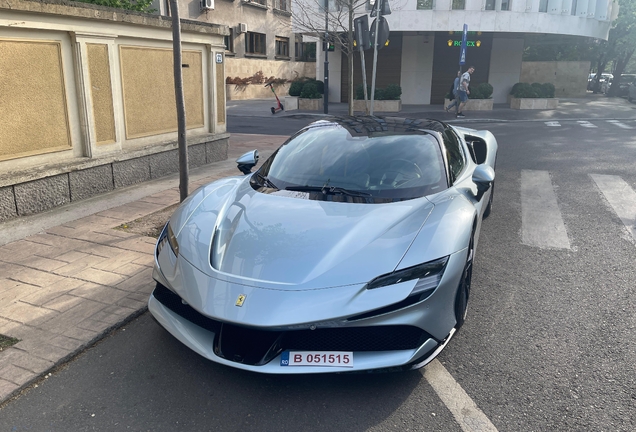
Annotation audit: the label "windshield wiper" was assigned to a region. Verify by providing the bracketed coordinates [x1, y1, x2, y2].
[253, 172, 279, 190]
[285, 185, 371, 197]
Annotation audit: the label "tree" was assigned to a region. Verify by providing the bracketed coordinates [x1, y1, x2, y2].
[292, 0, 400, 115]
[75, 0, 155, 12]
[595, 0, 636, 96]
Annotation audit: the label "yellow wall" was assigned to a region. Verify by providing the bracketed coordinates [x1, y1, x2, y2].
[87, 43, 116, 145]
[0, 39, 71, 161]
[120, 46, 204, 139]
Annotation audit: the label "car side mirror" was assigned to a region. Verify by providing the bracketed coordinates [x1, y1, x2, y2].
[236, 150, 259, 175]
[472, 164, 495, 201]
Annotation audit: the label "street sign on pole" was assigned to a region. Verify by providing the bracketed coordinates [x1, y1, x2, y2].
[459, 24, 468, 66]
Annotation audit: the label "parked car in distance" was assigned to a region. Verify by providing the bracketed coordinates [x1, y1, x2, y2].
[628, 82, 636, 103]
[148, 116, 498, 374]
[616, 74, 636, 97]
[588, 73, 612, 93]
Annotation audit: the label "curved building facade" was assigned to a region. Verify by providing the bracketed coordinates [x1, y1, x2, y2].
[308, 0, 618, 104]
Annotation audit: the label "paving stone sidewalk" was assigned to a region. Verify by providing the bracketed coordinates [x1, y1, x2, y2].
[0, 134, 286, 404]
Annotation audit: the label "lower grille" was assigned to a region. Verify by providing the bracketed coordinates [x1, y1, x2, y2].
[152, 283, 431, 366]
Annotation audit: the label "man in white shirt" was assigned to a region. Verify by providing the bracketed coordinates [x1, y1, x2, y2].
[456, 66, 475, 118]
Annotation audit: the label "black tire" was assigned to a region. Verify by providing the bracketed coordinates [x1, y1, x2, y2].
[280, 103, 284, 111]
[271, 107, 276, 115]
[454, 233, 474, 330]
[483, 181, 494, 218]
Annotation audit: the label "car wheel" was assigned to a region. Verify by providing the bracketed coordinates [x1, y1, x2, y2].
[483, 181, 494, 219]
[454, 233, 474, 330]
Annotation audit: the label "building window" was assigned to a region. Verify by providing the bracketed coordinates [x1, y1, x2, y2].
[417, 0, 433, 9]
[539, 0, 548, 12]
[252, 0, 267, 5]
[245, 32, 266, 55]
[571, 0, 577, 15]
[295, 41, 316, 62]
[224, 29, 234, 53]
[274, 0, 289, 10]
[452, 0, 465, 10]
[276, 36, 290, 57]
[485, 0, 495, 10]
[501, 0, 510, 10]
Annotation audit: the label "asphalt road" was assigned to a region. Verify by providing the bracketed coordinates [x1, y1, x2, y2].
[1, 116, 635, 431]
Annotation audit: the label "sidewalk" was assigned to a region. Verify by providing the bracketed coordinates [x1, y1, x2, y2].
[1, 94, 635, 404]
[0, 134, 287, 404]
[227, 93, 636, 121]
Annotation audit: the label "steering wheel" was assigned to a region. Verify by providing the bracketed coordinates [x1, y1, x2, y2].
[381, 159, 423, 188]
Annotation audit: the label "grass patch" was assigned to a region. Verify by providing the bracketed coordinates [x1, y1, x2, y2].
[0, 334, 20, 352]
[114, 203, 179, 238]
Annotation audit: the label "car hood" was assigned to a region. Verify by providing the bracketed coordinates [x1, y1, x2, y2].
[176, 178, 435, 290]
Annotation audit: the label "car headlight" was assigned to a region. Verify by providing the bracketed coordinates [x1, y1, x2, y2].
[157, 222, 179, 257]
[365, 257, 449, 297]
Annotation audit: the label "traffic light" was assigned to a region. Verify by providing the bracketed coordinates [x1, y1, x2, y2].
[323, 40, 335, 51]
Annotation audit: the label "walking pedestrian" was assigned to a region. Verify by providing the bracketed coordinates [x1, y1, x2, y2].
[445, 71, 461, 113]
[456, 66, 475, 118]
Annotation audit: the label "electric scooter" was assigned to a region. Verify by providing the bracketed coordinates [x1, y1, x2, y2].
[265, 82, 284, 114]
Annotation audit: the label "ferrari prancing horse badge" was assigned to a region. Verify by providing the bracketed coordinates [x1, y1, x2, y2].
[235, 294, 246, 307]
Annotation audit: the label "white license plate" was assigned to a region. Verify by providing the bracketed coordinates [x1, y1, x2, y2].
[280, 351, 353, 367]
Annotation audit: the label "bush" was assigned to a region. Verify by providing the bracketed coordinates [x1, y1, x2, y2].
[531, 82, 544, 97]
[510, 82, 524, 95]
[541, 83, 556, 98]
[314, 80, 325, 94]
[289, 81, 304, 96]
[382, 84, 402, 100]
[354, 84, 401, 100]
[470, 83, 493, 99]
[300, 82, 321, 99]
[511, 83, 539, 98]
[511, 82, 556, 98]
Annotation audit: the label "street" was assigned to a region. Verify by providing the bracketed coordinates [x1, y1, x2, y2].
[1, 112, 636, 431]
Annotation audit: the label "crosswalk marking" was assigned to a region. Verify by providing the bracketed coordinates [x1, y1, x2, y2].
[577, 121, 597, 128]
[607, 120, 633, 129]
[590, 174, 636, 242]
[521, 170, 571, 249]
[424, 360, 499, 432]
[545, 121, 561, 127]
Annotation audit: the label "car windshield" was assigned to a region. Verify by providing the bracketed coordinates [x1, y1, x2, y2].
[254, 122, 447, 202]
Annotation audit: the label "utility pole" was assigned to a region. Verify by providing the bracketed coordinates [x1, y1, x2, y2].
[369, 0, 382, 116]
[323, 0, 329, 114]
[170, 0, 189, 202]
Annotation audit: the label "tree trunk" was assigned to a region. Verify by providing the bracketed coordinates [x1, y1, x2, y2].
[347, 5, 354, 116]
[170, 0, 188, 202]
[607, 48, 636, 97]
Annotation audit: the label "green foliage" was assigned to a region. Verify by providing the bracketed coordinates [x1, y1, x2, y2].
[354, 84, 402, 100]
[290, 79, 324, 97]
[470, 83, 493, 99]
[511, 83, 539, 98]
[382, 84, 402, 100]
[289, 81, 303, 96]
[531, 82, 544, 96]
[509, 82, 524, 95]
[75, 0, 156, 12]
[314, 80, 325, 94]
[300, 82, 321, 99]
[541, 83, 556, 98]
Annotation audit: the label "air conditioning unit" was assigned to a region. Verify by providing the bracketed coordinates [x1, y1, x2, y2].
[237, 23, 247, 34]
[201, 0, 214, 10]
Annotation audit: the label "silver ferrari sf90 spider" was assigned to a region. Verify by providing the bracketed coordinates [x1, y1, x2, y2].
[149, 116, 497, 373]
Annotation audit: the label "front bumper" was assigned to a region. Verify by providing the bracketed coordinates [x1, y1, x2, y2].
[149, 283, 450, 373]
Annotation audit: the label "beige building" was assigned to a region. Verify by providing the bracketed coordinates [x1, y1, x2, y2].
[157, 0, 316, 99]
[0, 0, 229, 222]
